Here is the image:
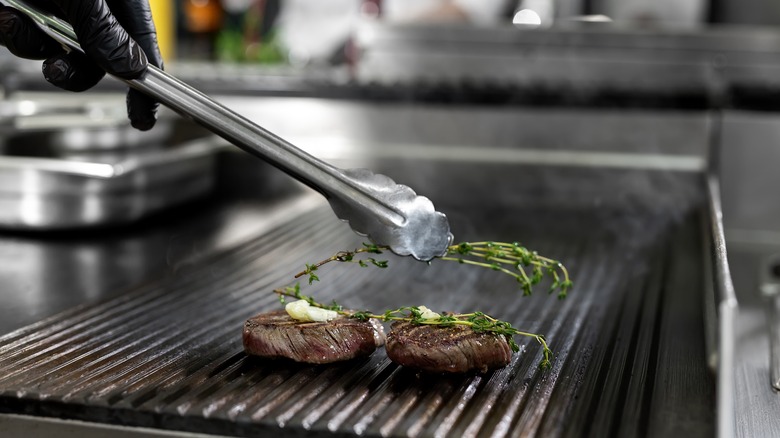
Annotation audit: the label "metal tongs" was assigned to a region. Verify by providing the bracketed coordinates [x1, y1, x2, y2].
[3, 0, 452, 260]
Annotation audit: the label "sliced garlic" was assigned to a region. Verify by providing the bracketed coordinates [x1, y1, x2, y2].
[286, 299, 338, 322]
[417, 305, 441, 320]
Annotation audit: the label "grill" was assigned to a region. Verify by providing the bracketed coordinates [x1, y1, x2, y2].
[0, 166, 716, 437]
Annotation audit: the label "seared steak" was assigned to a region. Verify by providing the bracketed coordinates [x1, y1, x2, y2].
[385, 321, 512, 373]
[243, 310, 385, 364]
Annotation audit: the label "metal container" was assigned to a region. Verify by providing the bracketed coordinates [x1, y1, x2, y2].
[0, 92, 220, 229]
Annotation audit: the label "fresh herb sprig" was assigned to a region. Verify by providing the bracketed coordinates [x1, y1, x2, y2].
[443, 242, 573, 299]
[295, 243, 387, 285]
[295, 241, 572, 299]
[275, 284, 552, 369]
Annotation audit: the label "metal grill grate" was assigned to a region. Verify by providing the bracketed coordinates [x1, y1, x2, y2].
[0, 201, 714, 437]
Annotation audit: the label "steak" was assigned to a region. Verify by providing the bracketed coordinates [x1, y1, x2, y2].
[385, 321, 512, 373]
[243, 310, 385, 364]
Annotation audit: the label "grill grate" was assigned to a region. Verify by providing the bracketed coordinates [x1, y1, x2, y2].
[0, 201, 714, 437]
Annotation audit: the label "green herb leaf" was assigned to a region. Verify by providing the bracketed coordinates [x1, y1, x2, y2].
[362, 243, 383, 254]
[368, 258, 388, 268]
[456, 242, 473, 255]
[351, 311, 371, 321]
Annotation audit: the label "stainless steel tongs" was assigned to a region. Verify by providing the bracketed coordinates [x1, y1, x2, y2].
[3, 0, 453, 260]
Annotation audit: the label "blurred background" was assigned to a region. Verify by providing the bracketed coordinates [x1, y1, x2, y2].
[154, 0, 780, 63]
[3, 0, 780, 437]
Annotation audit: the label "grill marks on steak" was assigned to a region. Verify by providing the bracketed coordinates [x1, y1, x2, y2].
[385, 321, 512, 373]
[243, 310, 385, 364]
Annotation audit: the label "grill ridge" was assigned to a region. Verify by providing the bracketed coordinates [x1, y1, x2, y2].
[0, 202, 714, 437]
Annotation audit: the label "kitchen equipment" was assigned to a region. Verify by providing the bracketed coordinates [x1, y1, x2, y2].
[0, 90, 224, 229]
[0, 159, 724, 437]
[759, 255, 780, 390]
[0, 92, 174, 152]
[0, 0, 452, 261]
[0, 135, 221, 229]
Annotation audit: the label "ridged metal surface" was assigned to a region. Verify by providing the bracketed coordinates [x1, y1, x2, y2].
[0, 198, 714, 437]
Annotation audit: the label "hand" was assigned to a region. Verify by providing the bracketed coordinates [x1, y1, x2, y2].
[0, 0, 164, 131]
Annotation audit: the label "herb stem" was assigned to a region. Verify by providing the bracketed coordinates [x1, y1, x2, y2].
[292, 241, 572, 298]
[439, 256, 525, 281]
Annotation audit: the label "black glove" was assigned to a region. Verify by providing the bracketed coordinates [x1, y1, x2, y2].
[0, 0, 164, 131]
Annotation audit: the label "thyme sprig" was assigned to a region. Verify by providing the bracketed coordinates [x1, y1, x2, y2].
[274, 284, 553, 369]
[444, 242, 573, 299]
[295, 243, 387, 285]
[294, 241, 572, 299]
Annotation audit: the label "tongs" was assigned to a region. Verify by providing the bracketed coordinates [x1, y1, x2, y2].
[3, 0, 453, 261]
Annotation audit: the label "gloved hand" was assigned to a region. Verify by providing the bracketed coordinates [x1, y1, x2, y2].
[0, 0, 164, 131]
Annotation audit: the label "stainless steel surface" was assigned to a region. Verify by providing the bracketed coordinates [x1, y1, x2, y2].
[723, 243, 780, 438]
[1, 413, 235, 438]
[353, 22, 780, 94]
[707, 177, 738, 438]
[2, 0, 452, 261]
[757, 255, 780, 391]
[718, 109, 780, 436]
[755, 256, 780, 397]
[0, 136, 220, 229]
[0, 158, 716, 437]
[719, 111, 780, 235]
[210, 98, 711, 170]
[713, 0, 780, 26]
[769, 296, 780, 390]
[0, 187, 317, 336]
[0, 92, 174, 151]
